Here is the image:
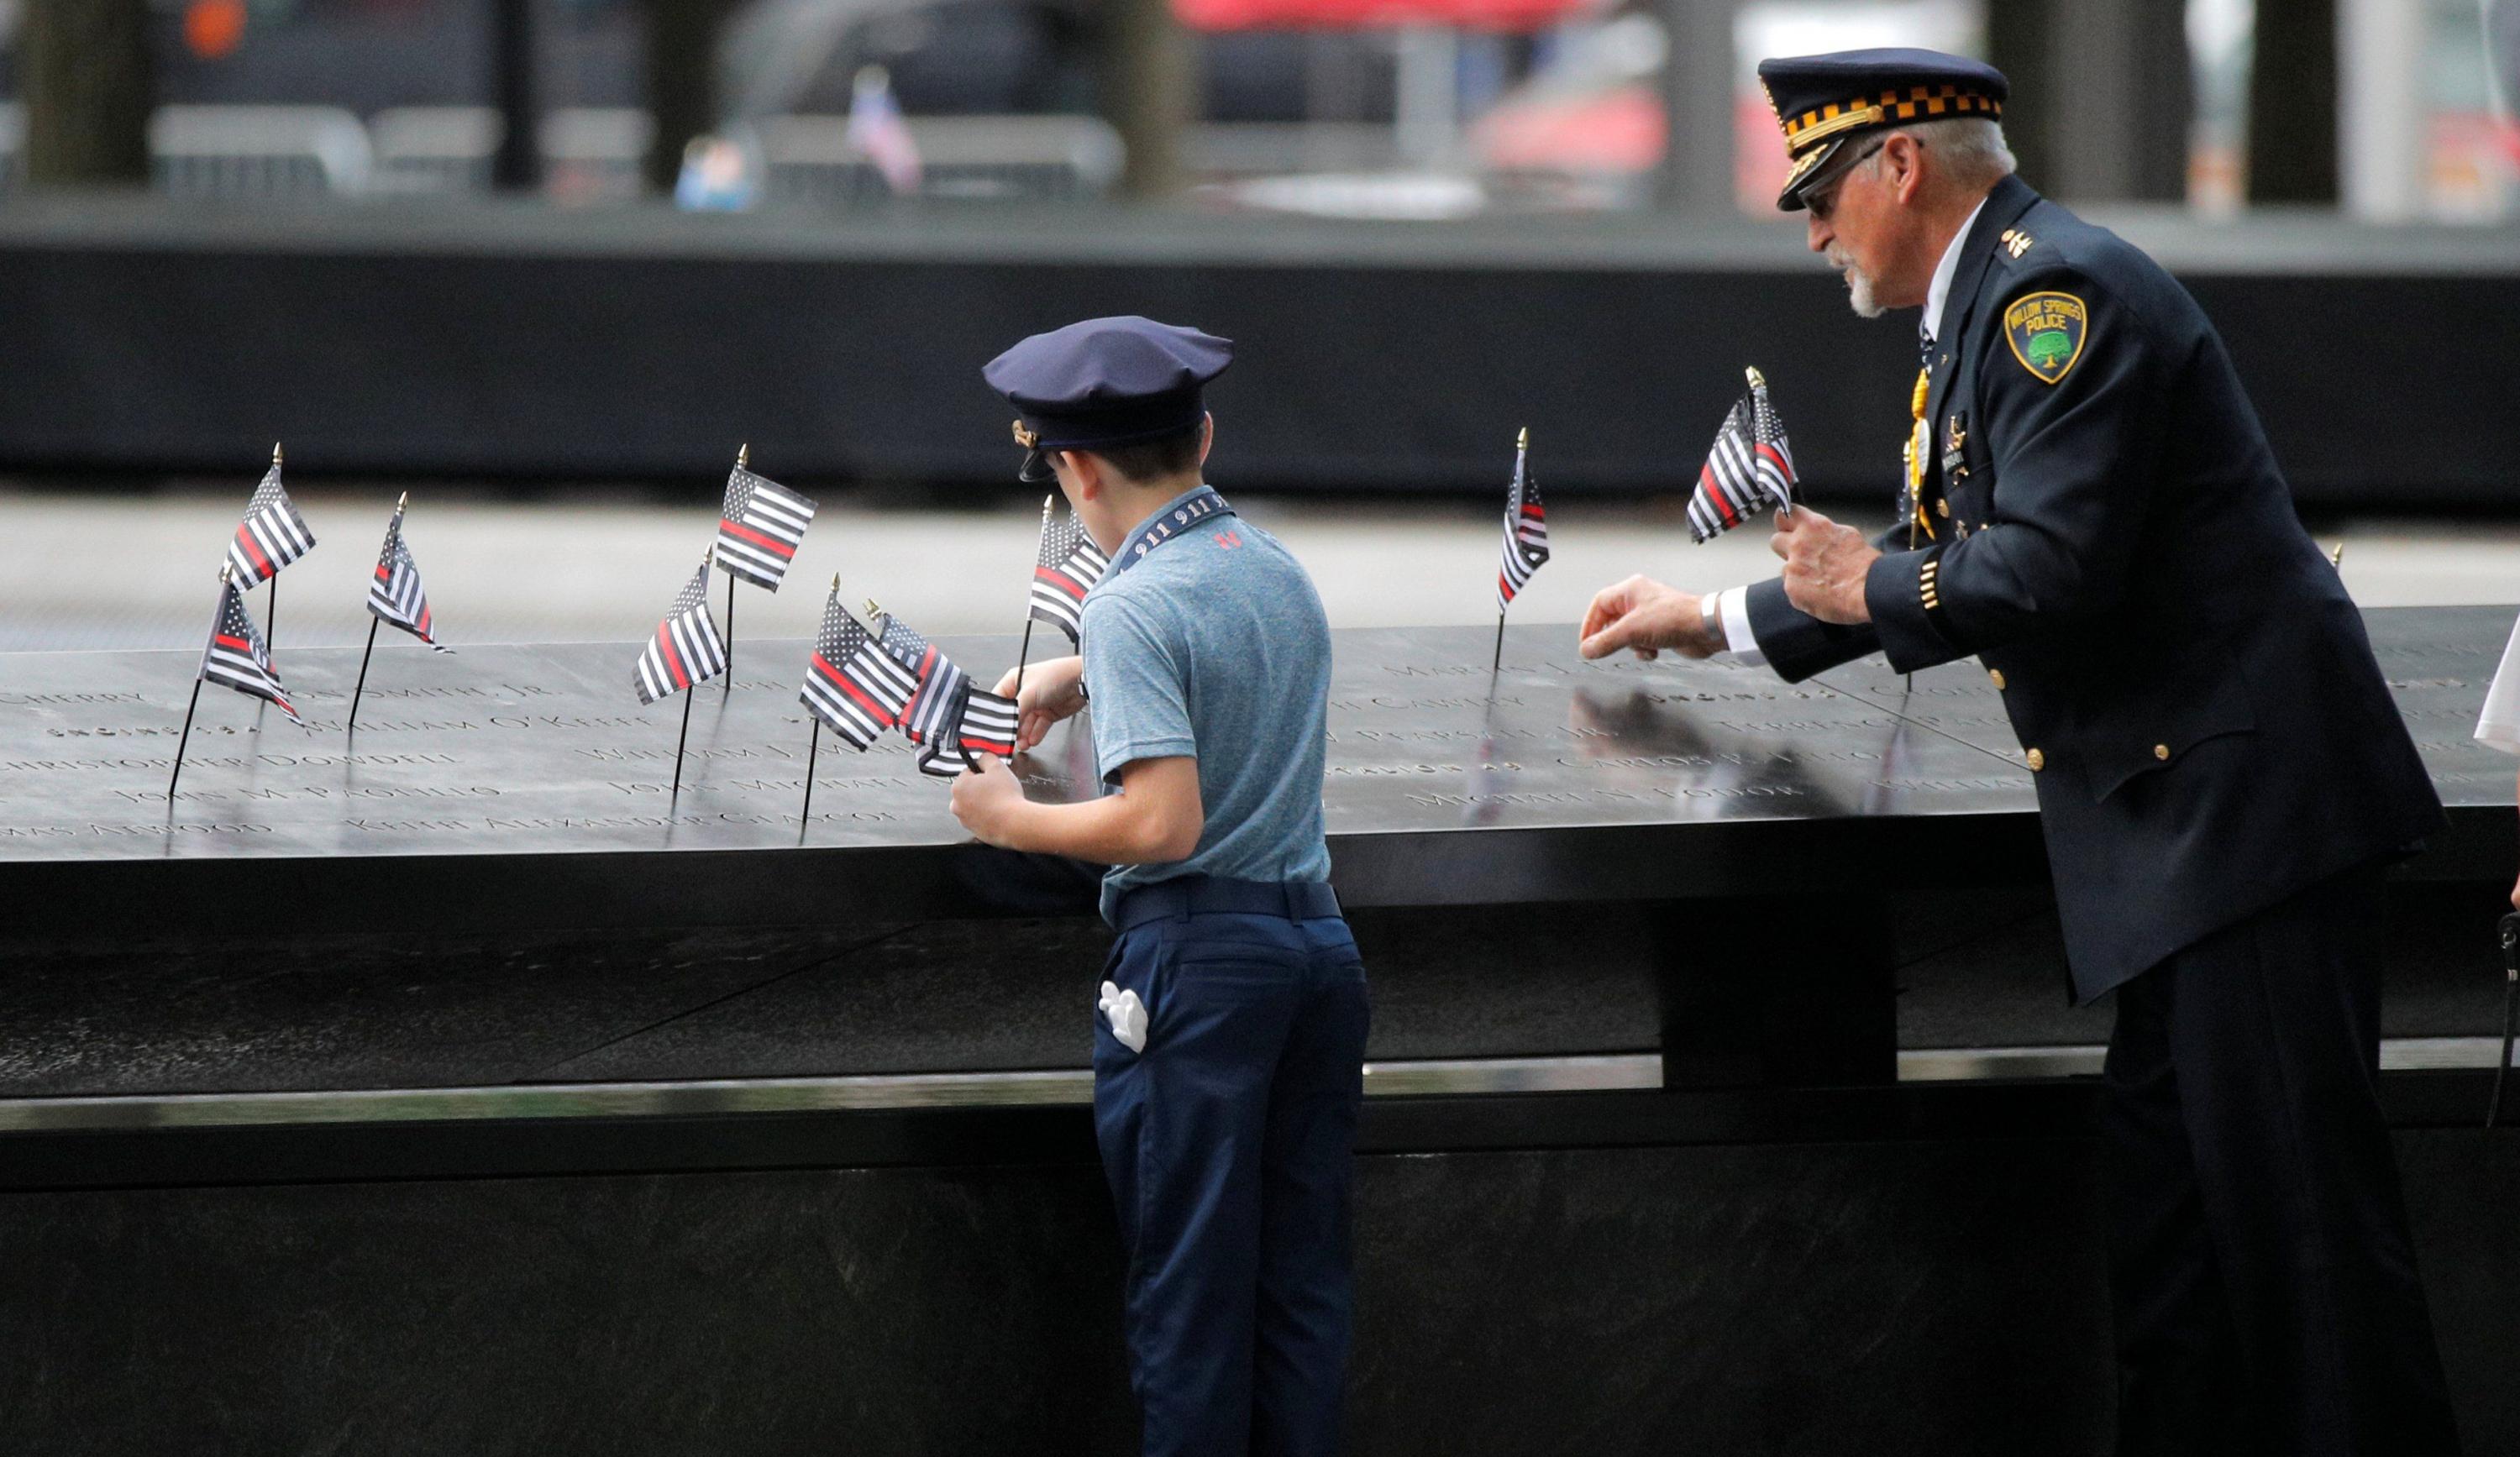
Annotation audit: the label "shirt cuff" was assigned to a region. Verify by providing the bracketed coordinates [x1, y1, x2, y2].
[1715, 585, 1766, 667]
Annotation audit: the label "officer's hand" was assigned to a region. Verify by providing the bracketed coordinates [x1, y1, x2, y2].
[949, 753, 1026, 845]
[1579, 575, 1717, 661]
[2509, 867, 2518, 912]
[993, 656, 1086, 752]
[1773, 509, 1881, 626]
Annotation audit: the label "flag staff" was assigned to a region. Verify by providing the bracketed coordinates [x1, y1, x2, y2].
[1490, 427, 1526, 675]
[801, 571, 838, 825]
[670, 684, 698, 797]
[670, 545, 714, 798]
[345, 489, 406, 737]
[348, 619, 381, 735]
[169, 568, 233, 802]
[1013, 493, 1051, 697]
[265, 443, 283, 650]
[725, 443, 747, 693]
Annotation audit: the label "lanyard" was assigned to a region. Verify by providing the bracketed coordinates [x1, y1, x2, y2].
[1107, 486, 1233, 577]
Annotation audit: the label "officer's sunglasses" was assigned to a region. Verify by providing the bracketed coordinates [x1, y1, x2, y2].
[1805, 136, 1898, 223]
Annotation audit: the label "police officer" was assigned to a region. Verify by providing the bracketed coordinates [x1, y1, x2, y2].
[1578, 50, 2460, 1454]
[950, 317, 1369, 1457]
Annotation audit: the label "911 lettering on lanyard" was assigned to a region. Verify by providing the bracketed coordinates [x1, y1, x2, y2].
[1108, 486, 1235, 577]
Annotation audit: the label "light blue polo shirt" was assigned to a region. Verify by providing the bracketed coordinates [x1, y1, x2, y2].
[1079, 486, 1334, 924]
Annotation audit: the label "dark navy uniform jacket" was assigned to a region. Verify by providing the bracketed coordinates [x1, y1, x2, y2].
[1746, 175, 2441, 1002]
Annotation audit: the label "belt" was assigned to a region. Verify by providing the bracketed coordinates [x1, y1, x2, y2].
[1112, 875, 1342, 932]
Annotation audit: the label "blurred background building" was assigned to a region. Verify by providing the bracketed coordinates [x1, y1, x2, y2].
[0, 0, 2514, 652]
[3, 0, 2514, 216]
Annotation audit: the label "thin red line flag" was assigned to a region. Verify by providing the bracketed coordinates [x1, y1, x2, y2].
[201, 573, 304, 726]
[1496, 427, 1547, 613]
[1029, 497, 1109, 645]
[633, 558, 728, 705]
[367, 501, 452, 652]
[225, 455, 316, 584]
[716, 459, 817, 591]
[801, 586, 918, 750]
[1687, 367, 1798, 543]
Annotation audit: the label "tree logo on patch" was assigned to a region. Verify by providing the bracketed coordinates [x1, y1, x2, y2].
[2003, 292, 2087, 384]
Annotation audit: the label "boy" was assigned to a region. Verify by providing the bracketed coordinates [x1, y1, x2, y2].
[949, 316, 1368, 1457]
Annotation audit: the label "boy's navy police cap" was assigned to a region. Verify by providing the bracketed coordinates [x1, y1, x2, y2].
[983, 316, 1233, 484]
[1757, 48, 2007, 212]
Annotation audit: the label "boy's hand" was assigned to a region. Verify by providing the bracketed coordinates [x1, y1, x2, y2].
[994, 655, 1087, 752]
[949, 753, 1027, 845]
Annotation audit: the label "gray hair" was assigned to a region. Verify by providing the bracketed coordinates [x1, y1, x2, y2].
[1855, 118, 2026, 197]
[1880, 116, 2017, 191]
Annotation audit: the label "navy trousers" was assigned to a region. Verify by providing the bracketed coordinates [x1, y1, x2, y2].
[2103, 862, 2458, 1455]
[1094, 899, 1371, 1457]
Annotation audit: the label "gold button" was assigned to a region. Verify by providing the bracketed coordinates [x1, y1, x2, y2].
[2154, 743, 2170, 761]
[1988, 668, 2006, 689]
[2026, 747, 2045, 771]
[1935, 499, 1950, 517]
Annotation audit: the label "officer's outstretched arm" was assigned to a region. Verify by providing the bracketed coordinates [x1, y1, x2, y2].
[1864, 270, 2164, 673]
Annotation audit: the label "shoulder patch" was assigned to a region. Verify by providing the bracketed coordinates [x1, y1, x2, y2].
[2003, 291, 2087, 385]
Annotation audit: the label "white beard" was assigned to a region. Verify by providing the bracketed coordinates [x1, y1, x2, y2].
[1827, 244, 1887, 319]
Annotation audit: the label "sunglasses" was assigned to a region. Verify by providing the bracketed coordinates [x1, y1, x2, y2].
[1805, 137, 1895, 223]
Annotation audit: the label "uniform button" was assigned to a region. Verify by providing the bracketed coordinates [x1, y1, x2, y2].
[2154, 743, 2170, 761]
[2026, 747, 2045, 771]
[1988, 668, 2006, 689]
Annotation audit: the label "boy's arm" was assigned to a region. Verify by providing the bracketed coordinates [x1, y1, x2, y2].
[992, 655, 1084, 752]
[950, 754, 1202, 864]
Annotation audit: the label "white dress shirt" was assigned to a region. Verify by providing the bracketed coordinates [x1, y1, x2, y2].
[1712, 197, 1991, 664]
[2478, 612, 2520, 756]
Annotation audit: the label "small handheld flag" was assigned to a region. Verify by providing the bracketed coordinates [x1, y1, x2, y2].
[848, 65, 923, 196]
[715, 444, 817, 690]
[874, 611, 969, 749]
[1496, 427, 1548, 614]
[1012, 491, 1107, 703]
[715, 446, 817, 591]
[365, 495, 450, 652]
[1029, 496, 1109, 647]
[801, 584, 917, 752]
[635, 553, 731, 706]
[225, 443, 317, 587]
[910, 679, 1021, 779]
[798, 576, 923, 822]
[956, 687, 1021, 760]
[869, 605, 1015, 778]
[171, 566, 304, 800]
[202, 569, 302, 726]
[349, 492, 451, 736]
[1491, 427, 1546, 672]
[227, 443, 314, 652]
[638, 549, 729, 799]
[1686, 367, 1798, 543]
